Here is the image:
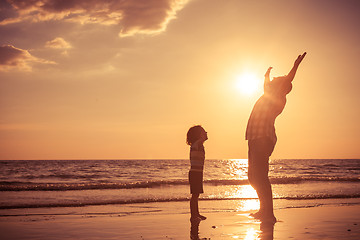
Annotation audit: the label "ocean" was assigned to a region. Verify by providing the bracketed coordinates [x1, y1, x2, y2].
[0, 159, 359, 210]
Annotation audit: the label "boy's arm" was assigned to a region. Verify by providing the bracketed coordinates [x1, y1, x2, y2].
[287, 52, 307, 82]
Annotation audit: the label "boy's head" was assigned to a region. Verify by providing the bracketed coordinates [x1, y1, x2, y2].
[186, 125, 207, 145]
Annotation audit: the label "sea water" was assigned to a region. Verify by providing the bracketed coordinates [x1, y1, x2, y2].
[0, 159, 359, 209]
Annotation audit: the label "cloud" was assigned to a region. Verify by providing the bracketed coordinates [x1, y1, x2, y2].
[0, 44, 55, 71]
[1, 0, 190, 37]
[45, 37, 72, 49]
[0, 0, 18, 21]
[45, 37, 72, 55]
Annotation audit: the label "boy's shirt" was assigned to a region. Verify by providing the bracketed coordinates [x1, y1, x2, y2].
[189, 140, 205, 172]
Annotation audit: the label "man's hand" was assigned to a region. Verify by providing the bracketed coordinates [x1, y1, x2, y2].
[265, 67, 273, 79]
[294, 52, 307, 67]
[287, 52, 307, 82]
[264, 67, 273, 89]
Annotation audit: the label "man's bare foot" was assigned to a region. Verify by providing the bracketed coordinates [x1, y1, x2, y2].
[250, 211, 276, 223]
[249, 211, 263, 219]
[261, 214, 277, 224]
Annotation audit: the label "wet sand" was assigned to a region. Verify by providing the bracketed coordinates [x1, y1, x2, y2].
[0, 199, 359, 239]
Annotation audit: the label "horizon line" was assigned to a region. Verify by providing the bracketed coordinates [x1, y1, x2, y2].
[1, 158, 359, 161]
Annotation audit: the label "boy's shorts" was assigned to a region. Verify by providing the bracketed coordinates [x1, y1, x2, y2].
[189, 171, 204, 194]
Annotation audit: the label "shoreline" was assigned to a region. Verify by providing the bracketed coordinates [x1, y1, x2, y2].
[0, 199, 359, 239]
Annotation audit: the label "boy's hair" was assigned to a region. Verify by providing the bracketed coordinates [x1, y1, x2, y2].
[186, 125, 204, 145]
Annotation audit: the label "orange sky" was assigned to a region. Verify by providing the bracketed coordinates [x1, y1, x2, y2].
[1, 0, 359, 160]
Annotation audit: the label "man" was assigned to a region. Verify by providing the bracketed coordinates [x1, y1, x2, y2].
[246, 52, 307, 222]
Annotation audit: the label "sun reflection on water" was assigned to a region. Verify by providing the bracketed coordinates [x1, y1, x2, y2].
[207, 159, 261, 211]
[241, 199, 260, 212]
[220, 185, 258, 200]
[205, 159, 262, 213]
[226, 159, 248, 180]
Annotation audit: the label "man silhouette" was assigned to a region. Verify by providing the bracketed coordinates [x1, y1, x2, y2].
[246, 53, 307, 222]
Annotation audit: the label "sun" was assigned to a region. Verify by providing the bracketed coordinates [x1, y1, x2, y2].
[235, 72, 261, 95]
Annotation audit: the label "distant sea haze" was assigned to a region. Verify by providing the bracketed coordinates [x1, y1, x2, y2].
[0, 159, 359, 209]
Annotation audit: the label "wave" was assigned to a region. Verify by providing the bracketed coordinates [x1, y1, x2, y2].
[0, 180, 188, 191]
[0, 177, 359, 191]
[1, 194, 360, 210]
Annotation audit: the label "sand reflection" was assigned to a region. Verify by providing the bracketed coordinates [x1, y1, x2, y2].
[259, 222, 274, 240]
[244, 227, 259, 239]
[189, 210, 274, 240]
[190, 218, 207, 240]
[243, 222, 274, 240]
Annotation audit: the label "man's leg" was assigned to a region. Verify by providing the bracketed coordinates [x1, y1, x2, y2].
[248, 138, 276, 221]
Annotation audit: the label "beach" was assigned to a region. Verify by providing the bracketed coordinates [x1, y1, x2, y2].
[1, 198, 359, 240]
[1, 159, 359, 239]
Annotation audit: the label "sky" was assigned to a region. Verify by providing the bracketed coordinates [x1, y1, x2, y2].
[0, 0, 360, 160]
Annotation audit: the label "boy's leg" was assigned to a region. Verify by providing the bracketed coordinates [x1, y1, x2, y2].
[190, 193, 200, 219]
[190, 193, 206, 220]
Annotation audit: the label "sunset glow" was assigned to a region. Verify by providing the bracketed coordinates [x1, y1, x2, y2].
[235, 72, 261, 95]
[0, 0, 359, 160]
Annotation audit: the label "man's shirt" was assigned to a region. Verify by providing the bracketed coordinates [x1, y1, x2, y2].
[246, 93, 286, 144]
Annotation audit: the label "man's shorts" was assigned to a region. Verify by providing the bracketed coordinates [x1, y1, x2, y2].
[189, 171, 204, 194]
[248, 137, 275, 176]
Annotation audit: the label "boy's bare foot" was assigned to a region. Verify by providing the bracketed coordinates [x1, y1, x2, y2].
[198, 214, 207, 220]
[190, 214, 207, 221]
[190, 216, 201, 222]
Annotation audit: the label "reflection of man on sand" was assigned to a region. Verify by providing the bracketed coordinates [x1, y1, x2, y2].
[260, 221, 275, 240]
[246, 53, 307, 222]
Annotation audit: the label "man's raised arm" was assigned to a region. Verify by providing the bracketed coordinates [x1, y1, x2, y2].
[264, 67, 272, 90]
[287, 52, 307, 82]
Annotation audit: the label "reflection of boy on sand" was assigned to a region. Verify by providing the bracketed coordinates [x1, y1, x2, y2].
[246, 53, 307, 222]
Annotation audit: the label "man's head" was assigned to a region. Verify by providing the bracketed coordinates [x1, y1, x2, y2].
[265, 76, 292, 96]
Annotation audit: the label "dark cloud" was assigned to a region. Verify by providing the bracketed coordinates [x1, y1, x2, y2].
[0, 0, 18, 21]
[0, 44, 55, 71]
[1, 0, 189, 37]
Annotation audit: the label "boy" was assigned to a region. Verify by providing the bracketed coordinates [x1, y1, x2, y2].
[187, 125, 208, 221]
